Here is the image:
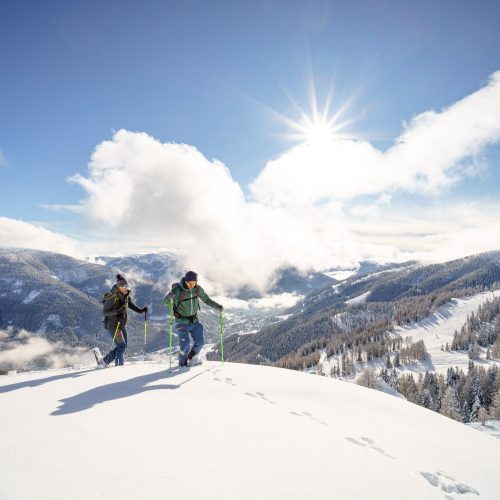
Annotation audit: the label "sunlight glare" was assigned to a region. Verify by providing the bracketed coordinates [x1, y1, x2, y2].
[273, 83, 360, 150]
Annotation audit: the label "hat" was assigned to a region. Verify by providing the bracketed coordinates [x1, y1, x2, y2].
[116, 274, 130, 289]
[184, 271, 198, 282]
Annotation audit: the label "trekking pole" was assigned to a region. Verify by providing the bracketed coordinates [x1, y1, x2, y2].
[219, 310, 224, 365]
[143, 311, 147, 356]
[169, 301, 173, 369]
[112, 321, 121, 345]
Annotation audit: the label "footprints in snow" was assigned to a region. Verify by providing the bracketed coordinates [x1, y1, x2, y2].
[345, 436, 394, 459]
[246, 391, 277, 405]
[210, 366, 477, 498]
[345, 437, 478, 497]
[211, 369, 328, 425]
[290, 410, 329, 426]
[212, 376, 237, 387]
[420, 471, 479, 497]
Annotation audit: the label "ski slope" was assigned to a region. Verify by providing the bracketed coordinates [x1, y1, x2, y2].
[394, 290, 500, 374]
[1, 361, 499, 499]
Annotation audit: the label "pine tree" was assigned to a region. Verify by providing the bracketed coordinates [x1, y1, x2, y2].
[462, 401, 470, 423]
[385, 353, 392, 369]
[490, 391, 500, 420]
[470, 394, 481, 422]
[389, 369, 399, 391]
[492, 337, 500, 360]
[418, 389, 433, 409]
[468, 343, 481, 360]
[391, 351, 399, 367]
[441, 387, 463, 422]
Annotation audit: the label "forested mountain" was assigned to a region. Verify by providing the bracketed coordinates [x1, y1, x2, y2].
[0, 248, 110, 343]
[0, 248, 336, 358]
[215, 252, 500, 366]
[0, 249, 188, 352]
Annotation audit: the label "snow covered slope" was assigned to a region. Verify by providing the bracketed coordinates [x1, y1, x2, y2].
[394, 290, 500, 374]
[1, 361, 499, 499]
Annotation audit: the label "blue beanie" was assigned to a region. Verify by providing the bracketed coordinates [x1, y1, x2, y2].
[185, 271, 198, 282]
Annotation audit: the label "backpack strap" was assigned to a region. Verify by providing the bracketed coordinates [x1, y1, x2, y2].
[171, 283, 201, 318]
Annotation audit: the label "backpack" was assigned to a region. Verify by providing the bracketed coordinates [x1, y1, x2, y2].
[171, 282, 201, 318]
[102, 287, 127, 317]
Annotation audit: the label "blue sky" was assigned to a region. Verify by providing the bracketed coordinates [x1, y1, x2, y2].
[1, 0, 500, 289]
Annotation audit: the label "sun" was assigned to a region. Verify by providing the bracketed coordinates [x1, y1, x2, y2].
[271, 84, 359, 149]
[296, 115, 342, 146]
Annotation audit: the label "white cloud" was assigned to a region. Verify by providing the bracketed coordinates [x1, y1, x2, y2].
[35, 70, 500, 291]
[69, 130, 360, 292]
[349, 201, 500, 264]
[0, 217, 83, 258]
[250, 71, 500, 204]
[213, 292, 301, 310]
[0, 328, 92, 371]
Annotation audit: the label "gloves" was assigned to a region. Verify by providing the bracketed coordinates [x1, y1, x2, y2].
[142, 306, 148, 314]
[165, 292, 174, 301]
[219, 304, 224, 311]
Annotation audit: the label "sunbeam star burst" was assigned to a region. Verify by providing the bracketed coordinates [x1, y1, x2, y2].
[271, 84, 362, 150]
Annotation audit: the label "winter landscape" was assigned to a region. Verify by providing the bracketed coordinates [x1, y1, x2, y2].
[2, 1, 500, 499]
[1, 360, 499, 500]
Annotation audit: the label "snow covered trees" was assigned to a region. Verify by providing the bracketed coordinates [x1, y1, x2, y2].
[451, 297, 499, 354]
[441, 387, 462, 421]
[356, 368, 380, 389]
[392, 364, 499, 423]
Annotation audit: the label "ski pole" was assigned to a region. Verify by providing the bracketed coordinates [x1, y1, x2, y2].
[169, 301, 173, 369]
[112, 321, 121, 345]
[143, 311, 147, 355]
[219, 310, 224, 365]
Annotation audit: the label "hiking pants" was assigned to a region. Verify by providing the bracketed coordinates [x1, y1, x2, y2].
[103, 327, 128, 366]
[175, 321, 204, 365]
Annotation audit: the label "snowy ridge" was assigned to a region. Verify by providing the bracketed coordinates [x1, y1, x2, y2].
[1, 361, 499, 499]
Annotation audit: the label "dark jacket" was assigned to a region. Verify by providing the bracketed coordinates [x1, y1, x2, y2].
[164, 278, 221, 324]
[102, 285, 143, 330]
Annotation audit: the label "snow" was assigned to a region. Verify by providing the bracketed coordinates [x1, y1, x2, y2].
[1, 360, 499, 499]
[12, 279, 23, 294]
[467, 420, 500, 440]
[37, 314, 63, 334]
[393, 290, 500, 374]
[22, 290, 41, 304]
[324, 269, 358, 281]
[346, 291, 371, 304]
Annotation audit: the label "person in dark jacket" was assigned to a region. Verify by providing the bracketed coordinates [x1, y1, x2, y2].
[99, 274, 148, 366]
[164, 271, 223, 367]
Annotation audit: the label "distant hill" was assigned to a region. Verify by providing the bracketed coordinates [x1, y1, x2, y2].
[0, 249, 178, 352]
[217, 252, 500, 366]
[0, 248, 110, 344]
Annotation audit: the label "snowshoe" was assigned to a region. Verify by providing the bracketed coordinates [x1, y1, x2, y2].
[92, 347, 107, 367]
[187, 350, 204, 366]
